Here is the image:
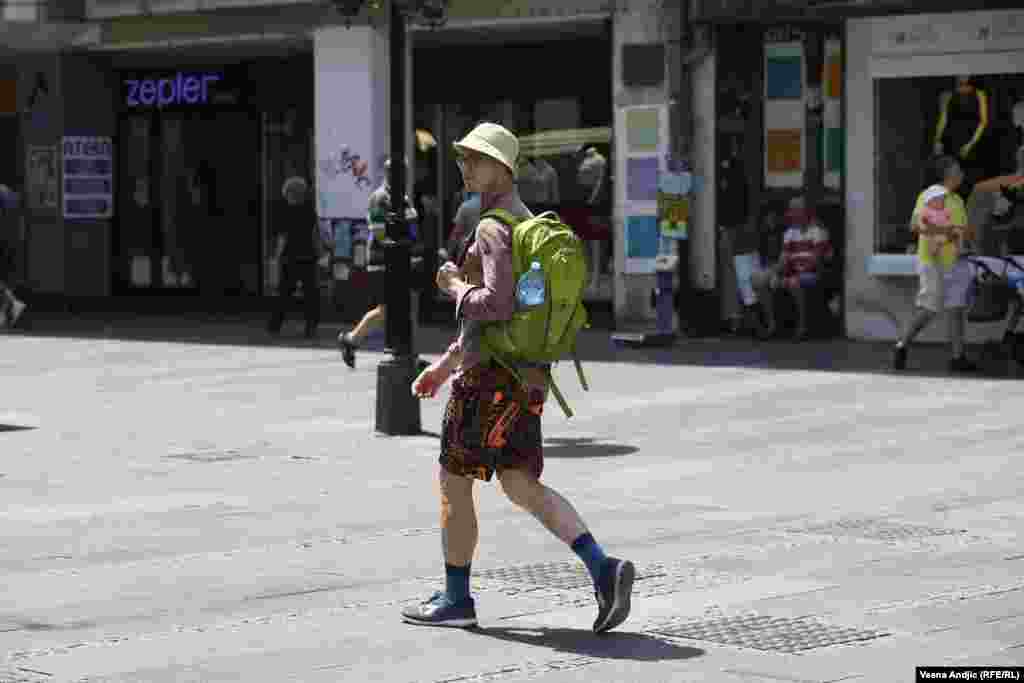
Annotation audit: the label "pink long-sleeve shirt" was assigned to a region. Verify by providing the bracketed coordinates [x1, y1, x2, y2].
[440, 189, 533, 375]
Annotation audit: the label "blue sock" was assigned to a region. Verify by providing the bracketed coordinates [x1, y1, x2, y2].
[571, 532, 608, 585]
[445, 563, 471, 603]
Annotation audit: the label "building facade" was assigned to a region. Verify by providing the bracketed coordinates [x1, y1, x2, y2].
[691, 0, 1024, 343]
[2, 0, 689, 328]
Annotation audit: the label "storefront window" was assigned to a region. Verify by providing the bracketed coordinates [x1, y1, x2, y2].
[414, 33, 613, 304]
[115, 110, 261, 294]
[875, 73, 1024, 256]
[263, 108, 314, 297]
[518, 124, 613, 300]
[425, 100, 613, 303]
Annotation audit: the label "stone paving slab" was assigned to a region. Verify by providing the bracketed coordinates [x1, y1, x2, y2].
[2, 326, 1024, 681]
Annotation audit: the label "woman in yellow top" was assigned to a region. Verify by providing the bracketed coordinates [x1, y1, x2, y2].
[892, 156, 1024, 372]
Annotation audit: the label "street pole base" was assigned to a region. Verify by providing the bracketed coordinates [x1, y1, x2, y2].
[611, 331, 678, 348]
[375, 356, 422, 436]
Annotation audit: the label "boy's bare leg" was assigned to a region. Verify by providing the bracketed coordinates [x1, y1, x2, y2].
[440, 467, 477, 567]
[497, 468, 586, 544]
[497, 467, 634, 633]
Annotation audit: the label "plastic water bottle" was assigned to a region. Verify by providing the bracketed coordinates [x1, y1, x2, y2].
[517, 261, 546, 308]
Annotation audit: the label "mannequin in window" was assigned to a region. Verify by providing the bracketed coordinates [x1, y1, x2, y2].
[933, 75, 991, 194]
[576, 146, 609, 293]
[515, 155, 559, 209]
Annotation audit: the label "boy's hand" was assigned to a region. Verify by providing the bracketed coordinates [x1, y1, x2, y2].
[412, 361, 453, 399]
[435, 262, 463, 296]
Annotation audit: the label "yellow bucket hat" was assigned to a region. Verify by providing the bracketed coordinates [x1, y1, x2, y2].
[453, 122, 519, 177]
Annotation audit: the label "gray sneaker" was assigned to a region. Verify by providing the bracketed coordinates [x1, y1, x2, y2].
[401, 592, 477, 629]
[593, 558, 635, 634]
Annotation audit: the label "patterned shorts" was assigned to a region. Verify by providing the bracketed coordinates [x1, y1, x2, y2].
[439, 363, 547, 482]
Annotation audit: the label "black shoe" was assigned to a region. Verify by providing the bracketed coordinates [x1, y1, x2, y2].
[337, 333, 357, 368]
[891, 345, 908, 371]
[304, 323, 317, 339]
[593, 557, 635, 634]
[948, 355, 980, 373]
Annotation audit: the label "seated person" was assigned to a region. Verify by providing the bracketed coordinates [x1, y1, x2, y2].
[752, 196, 834, 341]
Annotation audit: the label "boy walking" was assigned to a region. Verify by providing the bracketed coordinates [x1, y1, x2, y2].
[403, 123, 634, 634]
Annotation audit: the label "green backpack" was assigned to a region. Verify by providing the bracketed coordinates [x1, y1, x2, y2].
[477, 208, 590, 418]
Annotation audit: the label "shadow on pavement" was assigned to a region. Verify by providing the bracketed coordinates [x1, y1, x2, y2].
[542, 437, 639, 459]
[469, 625, 704, 662]
[11, 312, 1024, 381]
[0, 424, 36, 433]
[576, 335, 1024, 381]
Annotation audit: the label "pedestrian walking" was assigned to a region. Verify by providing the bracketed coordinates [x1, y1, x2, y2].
[267, 176, 321, 339]
[402, 122, 634, 633]
[337, 158, 417, 368]
[891, 156, 1024, 371]
[0, 184, 27, 330]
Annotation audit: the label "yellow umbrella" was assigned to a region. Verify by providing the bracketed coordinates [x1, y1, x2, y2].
[415, 129, 437, 152]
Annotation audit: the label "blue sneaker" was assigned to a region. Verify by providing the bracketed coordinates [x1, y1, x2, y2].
[401, 591, 478, 628]
[593, 558, 635, 634]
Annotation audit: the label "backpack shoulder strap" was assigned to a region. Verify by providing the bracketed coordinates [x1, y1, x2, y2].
[546, 369, 573, 419]
[480, 207, 525, 228]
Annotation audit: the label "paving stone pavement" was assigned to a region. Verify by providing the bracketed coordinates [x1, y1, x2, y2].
[1, 319, 1023, 682]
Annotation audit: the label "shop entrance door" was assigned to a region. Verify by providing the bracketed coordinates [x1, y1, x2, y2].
[714, 23, 846, 338]
[115, 110, 261, 296]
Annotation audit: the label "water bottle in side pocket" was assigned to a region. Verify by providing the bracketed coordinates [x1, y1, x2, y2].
[516, 261, 546, 308]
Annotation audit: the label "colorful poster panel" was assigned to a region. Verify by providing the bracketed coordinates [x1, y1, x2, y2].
[766, 129, 802, 174]
[625, 107, 659, 153]
[627, 157, 659, 202]
[657, 192, 689, 240]
[765, 43, 803, 99]
[625, 214, 658, 274]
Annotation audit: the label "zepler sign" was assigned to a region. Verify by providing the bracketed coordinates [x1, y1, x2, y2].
[124, 72, 223, 108]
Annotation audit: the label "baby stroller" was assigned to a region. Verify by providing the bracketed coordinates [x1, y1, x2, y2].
[967, 223, 1024, 367]
[967, 183, 1024, 367]
[966, 256, 1024, 358]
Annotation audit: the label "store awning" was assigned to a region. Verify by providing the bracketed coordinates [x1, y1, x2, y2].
[0, 21, 97, 52]
[693, 0, 1024, 22]
[517, 127, 611, 158]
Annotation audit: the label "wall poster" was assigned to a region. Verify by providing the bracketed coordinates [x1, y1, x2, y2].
[62, 136, 114, 220]
[26, 145, 58, 211]
[764, 29, 806, 189]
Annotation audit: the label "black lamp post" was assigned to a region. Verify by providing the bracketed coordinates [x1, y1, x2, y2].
[330, 0, 448, 435]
